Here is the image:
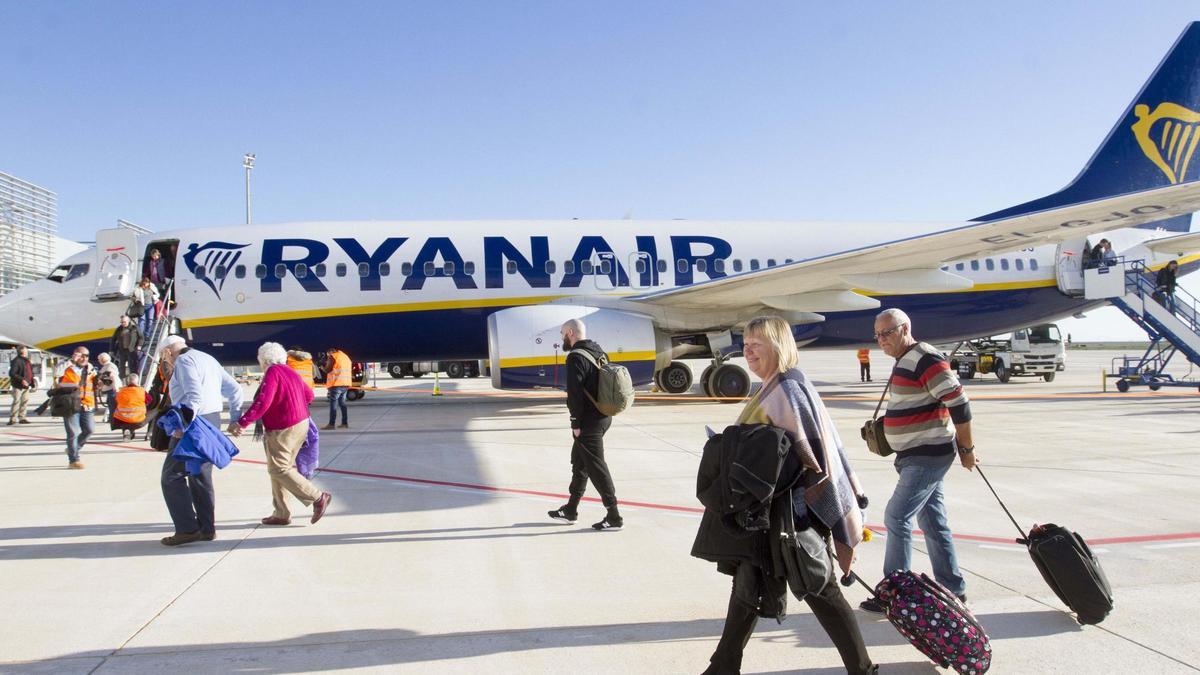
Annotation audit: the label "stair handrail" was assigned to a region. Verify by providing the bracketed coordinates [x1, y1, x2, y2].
[138, 280, 176, 387]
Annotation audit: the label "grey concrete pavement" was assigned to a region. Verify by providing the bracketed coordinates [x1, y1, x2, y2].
[1, 350, 1197, 673]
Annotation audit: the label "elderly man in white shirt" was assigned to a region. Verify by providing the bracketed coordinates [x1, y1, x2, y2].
[158, 335, 244, 547]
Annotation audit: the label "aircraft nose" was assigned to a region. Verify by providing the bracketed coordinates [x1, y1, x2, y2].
[0, 290, 33, 345]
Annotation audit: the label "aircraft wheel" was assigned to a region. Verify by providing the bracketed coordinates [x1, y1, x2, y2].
[660, 362, 693, 394]
[1116, 379, 1130, 393]
[711, 364, 751, 402]
[446, 362, 466, 379]
[699, 365, 715, 397]
[388, 364, 405, 379]
[1042, 372, 1055, 383]
[995, 362, 1011, 383]
[467, 363, 480, 378]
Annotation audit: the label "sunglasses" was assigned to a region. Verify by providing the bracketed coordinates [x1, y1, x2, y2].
[873, 325, 904, 340]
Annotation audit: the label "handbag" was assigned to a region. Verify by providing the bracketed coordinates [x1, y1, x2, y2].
[778, 491, 834, 599]
[860, 376, 894, 457]
[128, 301, 145, 318]
[48, 365, 89, 417]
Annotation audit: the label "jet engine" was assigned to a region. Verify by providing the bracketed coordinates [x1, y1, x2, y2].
[487, 305, 659, 390]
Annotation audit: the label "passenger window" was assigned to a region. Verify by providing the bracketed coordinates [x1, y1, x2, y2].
[424, 261, 435, 275]
[544, 260, 556, 275]
[733, 259, 743, 272]
[1000, 258, 1009, 271]
[214, 265, 227, 279]
[695, 259, 708, 273]
[357, 262, 369, 277]
[336, 263, 347, 277]
[750, 259, 760, 271]
[1015, 259, 1024, 271]
[255, 265, 267, 279]
[785, 258, 794, 264]
[1030, 258, 1039, 271]
[657, 259, 667, 274]
[985, 259, 995, 271]
[767, 258, 776, 267]
[676, 259, 687, 273]
[274, 263, 287, 279]
[294, 263, 307, 279]
[506, 260, 517, 274]
[313, 263, 325, 278]
[235, 265, 247, 279]
[401, 262, 412, 276]
[970, 260, 980, 271]
[635, 259, 647, 274]
[444, 261, 456, 275]
[194, 266, 207, 279]
[580, 260, 593, 274]
[379, 263, 390, 277]
[955, 262, 965, 271]
[464, 262, 475, 275]
[713, 259, 725, 273]
[65, 264, 90, 282]
[564, 260, 575, 275]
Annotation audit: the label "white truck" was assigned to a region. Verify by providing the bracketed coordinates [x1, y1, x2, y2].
[947, 323, 1066, 383]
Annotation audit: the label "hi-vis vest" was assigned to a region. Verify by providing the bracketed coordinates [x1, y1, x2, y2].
[113, 386, 147, 424]
[287, 355, 315, 391]
[327, 350, 352, 387]
[60, 365, 96, 409]
[857, 349, 871, 364]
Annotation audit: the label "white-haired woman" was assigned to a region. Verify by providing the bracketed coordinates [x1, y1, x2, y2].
[700, 316, 875, 675]
[229, 342, 331, 526]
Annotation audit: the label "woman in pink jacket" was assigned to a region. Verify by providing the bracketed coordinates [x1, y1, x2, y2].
[230, 342, 332, 526]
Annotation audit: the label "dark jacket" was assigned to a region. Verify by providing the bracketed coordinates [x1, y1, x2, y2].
[9, 355, 35, 389]
[110, 324, 144, 354]
[565, 339, 607, 429]
[144, 257, 167, 286]
[1156, 265, 1178, 295]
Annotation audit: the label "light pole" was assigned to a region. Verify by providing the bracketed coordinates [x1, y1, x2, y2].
[243, 153, 256, 224]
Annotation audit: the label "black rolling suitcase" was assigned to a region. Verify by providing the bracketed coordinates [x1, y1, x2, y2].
[978, 467, 1113, 625]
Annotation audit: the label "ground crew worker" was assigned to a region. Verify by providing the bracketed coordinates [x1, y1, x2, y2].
[111, 373, 148, 440]
[322, 347, 351, 430]
[7, 345, 35, 425]
[58, 346, 98, 469]
[857, 348, 872, 382]
[286, 347, 316, 391]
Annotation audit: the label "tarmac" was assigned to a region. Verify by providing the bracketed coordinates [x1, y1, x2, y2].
[1, 349, 1198, 674]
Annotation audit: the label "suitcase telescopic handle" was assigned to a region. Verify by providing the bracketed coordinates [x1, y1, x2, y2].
[976, 465, 1028, 542]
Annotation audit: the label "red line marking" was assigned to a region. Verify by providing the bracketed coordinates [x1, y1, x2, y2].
[6, 430, 1199, 546]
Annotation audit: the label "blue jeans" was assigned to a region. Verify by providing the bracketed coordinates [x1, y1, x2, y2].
[883, 452, 966, 596]
[63, 409, 95, 463]
[138, 304, 156, 338]
[327, 386, 348, 425]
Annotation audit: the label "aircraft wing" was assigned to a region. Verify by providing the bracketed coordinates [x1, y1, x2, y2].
[1143, 229, 1200, 257]
[628, 182, 1200, 312]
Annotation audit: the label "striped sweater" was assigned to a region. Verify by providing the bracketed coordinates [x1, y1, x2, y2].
[883, 342, 971, 457]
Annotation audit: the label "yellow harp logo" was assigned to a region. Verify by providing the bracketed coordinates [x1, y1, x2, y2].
[1132, 102, 1200, 184]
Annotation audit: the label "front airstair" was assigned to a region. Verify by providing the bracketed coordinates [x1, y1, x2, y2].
[136, 280, 177, 388]
[1084, 260, 1200, 391]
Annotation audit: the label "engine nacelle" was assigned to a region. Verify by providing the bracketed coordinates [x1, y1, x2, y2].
[487, 305, 658, 390]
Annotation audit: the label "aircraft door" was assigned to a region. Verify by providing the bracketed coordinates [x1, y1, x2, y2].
[593, 252, 618, 291]
[92, 228, 140, 301]
[629, 252, 653, 289]
[1054, 237, 1087, 297]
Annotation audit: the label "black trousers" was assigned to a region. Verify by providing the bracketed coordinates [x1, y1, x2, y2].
[859, 362, 870, 381]
[566, 418, 617, 510]
[161, 411, 220, 535]
[707, 568, 874, 675]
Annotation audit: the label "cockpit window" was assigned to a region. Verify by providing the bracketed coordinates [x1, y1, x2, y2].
[47, 265, 71, 283]
[64, 264, 90, 282]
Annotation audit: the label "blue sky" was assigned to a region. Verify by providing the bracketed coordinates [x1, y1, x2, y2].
[3, 2, 1198, 339]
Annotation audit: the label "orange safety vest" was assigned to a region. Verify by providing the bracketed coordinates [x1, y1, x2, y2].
[60, 365, 97, 409]
[287, 355, 315, 390]
[326, 350, 352, 387]
[113, 386, 147, 424]
[857, 349, 871, 364]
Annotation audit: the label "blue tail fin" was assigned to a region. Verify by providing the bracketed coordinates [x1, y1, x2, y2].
[976, 22, 1200, 232]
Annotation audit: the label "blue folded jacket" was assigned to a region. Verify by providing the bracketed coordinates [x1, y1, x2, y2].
[158, 404, 240, 475]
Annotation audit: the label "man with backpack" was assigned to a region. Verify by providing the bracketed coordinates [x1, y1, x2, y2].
[547, 318, 625, 531]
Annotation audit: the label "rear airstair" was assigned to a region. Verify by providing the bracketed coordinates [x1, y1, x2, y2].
[1084, 260, 1200, 391]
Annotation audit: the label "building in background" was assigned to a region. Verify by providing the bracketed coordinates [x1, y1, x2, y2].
[0, 171, 59, 297]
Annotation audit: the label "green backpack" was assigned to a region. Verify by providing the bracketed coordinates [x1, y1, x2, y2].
[573, 349, 635, 416]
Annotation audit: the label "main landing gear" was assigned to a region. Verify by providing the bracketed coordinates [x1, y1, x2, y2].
[655, 359, 751, 401]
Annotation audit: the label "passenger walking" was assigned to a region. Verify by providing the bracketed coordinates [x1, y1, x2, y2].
[109, 315, 144, 380]
[321, 347, 351, 430]
[132, 277, 160, 338]
[7, 345, 35, 425]
[1155, 259, 1179, 310]
[856, 348, 871, 382]
[230, 342, 331, 526]
[96, 353, 122, 423]
[158, 335, 244, 546]
[547, 318, 623, 531]
[57, 346, 98, 469]
[860, 308, 976, 614]
[697, 316, 875, 675]
[110, 374, 148, 440]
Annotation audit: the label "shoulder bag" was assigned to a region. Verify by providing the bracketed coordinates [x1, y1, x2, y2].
[777, 490, 834, 599]
[859, 376, 894, 457]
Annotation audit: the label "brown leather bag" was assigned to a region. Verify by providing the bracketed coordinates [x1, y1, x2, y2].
[860, 377, 893, 457]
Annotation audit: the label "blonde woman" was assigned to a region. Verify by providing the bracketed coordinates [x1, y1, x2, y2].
[701, 316, 875, 675]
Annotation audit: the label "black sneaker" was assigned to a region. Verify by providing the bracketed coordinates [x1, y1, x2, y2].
[592, 516, 623, 531]
[548, 506, 577, 523]
[859, 598, 886, 614]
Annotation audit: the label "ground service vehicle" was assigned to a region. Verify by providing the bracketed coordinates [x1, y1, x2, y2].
[948, 324, 1066, 383]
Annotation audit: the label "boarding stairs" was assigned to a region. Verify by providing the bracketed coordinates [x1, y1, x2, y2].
[1083, 259, 1200, 391]
[136, 280, 176, 388]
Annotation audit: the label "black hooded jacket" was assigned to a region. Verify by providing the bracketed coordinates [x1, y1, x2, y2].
[565, 338, 607, 429]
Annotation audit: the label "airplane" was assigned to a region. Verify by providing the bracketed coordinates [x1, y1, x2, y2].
[4, 23, 1200, 400]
